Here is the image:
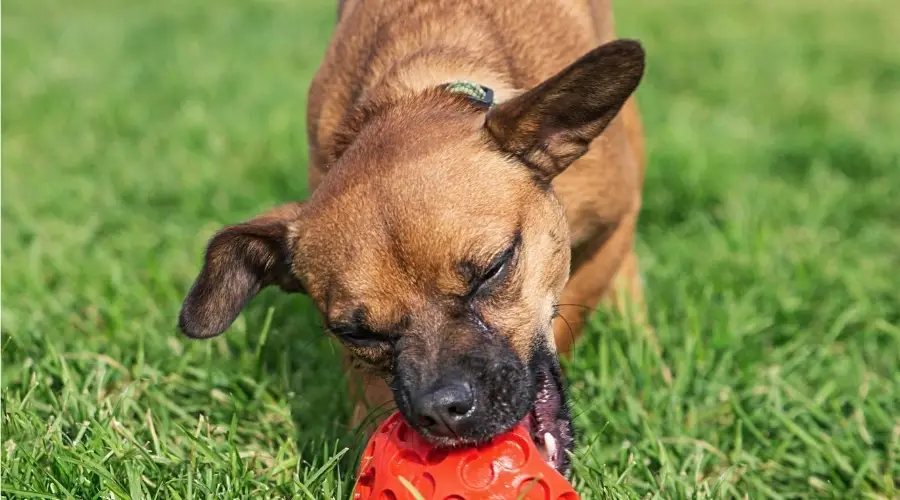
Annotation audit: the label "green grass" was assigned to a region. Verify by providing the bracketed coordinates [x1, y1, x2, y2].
[2, 0, 899, 497]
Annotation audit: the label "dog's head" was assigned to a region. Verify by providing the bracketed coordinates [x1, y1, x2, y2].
[179, 40, 644, 475]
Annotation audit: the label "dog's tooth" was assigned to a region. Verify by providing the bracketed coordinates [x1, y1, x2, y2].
[544, 432, 558, 461]
[537, 446, 550, 463]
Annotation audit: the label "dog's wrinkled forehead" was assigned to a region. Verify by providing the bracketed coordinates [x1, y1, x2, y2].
[298, 167, 523, 306]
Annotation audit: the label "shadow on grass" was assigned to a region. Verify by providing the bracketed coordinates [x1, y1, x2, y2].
[238, 290, 372, 477]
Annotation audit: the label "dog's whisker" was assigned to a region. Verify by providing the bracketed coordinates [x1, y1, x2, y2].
[555, 303, 592, 311]
[555, 311, 577, 362]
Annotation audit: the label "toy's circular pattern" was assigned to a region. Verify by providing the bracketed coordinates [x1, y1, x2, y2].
[390, 450, 425, 478]
[516, 477, 549, 500]
[426, 448, 449, 465]
[460, 452, 496, 489]
[352, 411, 579, 500]
[491, 435, 529, 470]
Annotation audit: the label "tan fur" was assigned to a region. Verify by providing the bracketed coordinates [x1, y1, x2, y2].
[179, 0, 649, 432]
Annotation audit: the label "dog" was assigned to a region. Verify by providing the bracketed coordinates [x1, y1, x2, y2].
[178, 0, 647, 477]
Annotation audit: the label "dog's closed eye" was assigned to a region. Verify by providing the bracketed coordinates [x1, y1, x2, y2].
[481, 251, 509, 283]
[329, 324, 393, 347]
[467, 232, 522, 297]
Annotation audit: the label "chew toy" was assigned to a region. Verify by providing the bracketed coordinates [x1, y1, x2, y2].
[353, 411, 579, 500]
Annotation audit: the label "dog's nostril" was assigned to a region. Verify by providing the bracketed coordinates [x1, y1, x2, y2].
[419, 415, 438, 429]
[447, 403, 469, 416]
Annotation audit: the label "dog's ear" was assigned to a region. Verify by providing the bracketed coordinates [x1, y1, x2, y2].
[179, 203, 306, 339]
[485, 39, 645, 181]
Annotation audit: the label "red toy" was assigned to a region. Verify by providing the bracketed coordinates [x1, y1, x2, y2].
[353, 411, 579, 500]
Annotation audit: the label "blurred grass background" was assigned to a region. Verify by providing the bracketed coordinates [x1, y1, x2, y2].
[2, 0, 899, 498]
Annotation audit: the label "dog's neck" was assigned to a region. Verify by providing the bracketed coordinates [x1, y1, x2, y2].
[310, 0, 616, 171]
[323, 47, 519, 167]
[318, 0, 547, 167]
[370, 50, 519, 105]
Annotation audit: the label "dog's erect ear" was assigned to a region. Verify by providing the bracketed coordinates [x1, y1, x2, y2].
[179, 203, 306, 339]
[485, 39, 645, 181]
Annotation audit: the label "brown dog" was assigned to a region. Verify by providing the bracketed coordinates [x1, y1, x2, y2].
[178, 0, 647, 476]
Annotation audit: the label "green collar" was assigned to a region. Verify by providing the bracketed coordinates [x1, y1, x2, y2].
[442, 80, 496, 108]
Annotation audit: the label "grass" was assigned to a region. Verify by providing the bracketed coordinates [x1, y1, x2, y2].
[2, 0, 898, 497]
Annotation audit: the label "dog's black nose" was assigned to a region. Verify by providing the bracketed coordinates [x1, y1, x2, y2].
[413, 381, 475, 437]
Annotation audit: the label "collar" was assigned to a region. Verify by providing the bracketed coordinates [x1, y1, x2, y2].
[441, 80, 496, 109]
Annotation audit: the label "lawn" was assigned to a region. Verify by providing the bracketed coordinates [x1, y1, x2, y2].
[2, 0, 898, 498]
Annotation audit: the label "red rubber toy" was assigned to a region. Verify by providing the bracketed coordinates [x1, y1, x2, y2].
[353, 411, 580, 500]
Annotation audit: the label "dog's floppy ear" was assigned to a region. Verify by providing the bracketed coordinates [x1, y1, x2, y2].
[179, 203, 306, 339]
[485, 39, 645, 181]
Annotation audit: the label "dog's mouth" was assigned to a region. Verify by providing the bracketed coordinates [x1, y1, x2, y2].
[392, 340, 574, 475]
[522, 360, 574, 475]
